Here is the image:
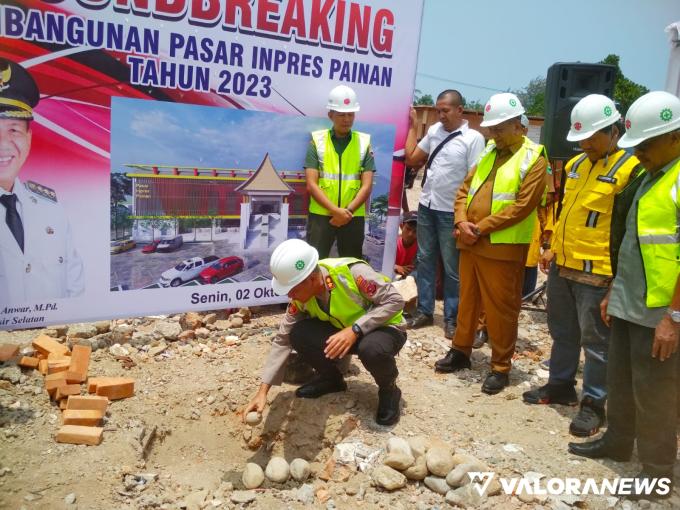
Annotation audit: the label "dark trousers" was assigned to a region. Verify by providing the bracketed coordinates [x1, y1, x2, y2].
[604, 317, 678, 476]
[306, 213, 364, 259]
[546, 265, 610, 404]
[289, 319, 406, 388]
[522, 266, 538, 298]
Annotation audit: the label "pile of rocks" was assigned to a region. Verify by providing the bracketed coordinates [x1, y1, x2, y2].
[241, 457, 311, 489]
[371, 437, 499, 507]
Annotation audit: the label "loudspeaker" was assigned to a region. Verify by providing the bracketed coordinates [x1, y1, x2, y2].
[541, 63, 617, 160]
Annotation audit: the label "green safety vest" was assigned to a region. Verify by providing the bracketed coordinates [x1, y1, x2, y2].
[293, 258, 403, 329]
[308, 129, 370, 217]
[637, 158, 680, 307]
[466, 136, 545, 244]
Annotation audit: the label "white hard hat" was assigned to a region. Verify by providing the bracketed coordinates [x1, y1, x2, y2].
[327, 85, 360, 113]
[619, 91, 680, 148]
[270, 239, 319, 295]
[480, 93, 525, 127]
[566, 94, 621, 142]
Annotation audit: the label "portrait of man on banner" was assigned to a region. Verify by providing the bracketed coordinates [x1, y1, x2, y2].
[0, 58, 85, 303]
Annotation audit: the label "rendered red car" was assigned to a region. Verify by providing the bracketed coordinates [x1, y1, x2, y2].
[200, 256, 244, 284]
[142, 240, 160, 254]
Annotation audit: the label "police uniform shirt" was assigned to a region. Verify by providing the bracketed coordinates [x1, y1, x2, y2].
[0, 178, 85, 303]
[261, 262, 405, 386]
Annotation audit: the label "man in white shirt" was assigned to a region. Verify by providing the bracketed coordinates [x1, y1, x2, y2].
[404, 90, 485, 338]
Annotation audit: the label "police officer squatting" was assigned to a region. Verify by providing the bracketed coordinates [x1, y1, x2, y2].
[243, 238, 407, 426]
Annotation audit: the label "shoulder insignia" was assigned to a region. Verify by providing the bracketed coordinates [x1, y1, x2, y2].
[325, 276, 335, 291]
[356, 275, 377, 297]
[25, 181, 58, 203]
[287, 302, 299, 315]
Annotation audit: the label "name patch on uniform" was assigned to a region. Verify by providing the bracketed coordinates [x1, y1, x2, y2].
[325, 276, 335, 290]
[356, 276, 377, 297]
[596, 175, 618, 184]
[26, 181, 58, 202]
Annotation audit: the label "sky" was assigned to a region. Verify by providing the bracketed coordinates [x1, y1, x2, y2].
[110, 97, 396, 197]
[415, 0, 679, 105]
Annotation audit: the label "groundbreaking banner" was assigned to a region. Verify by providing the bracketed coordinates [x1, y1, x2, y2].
[0, 0, 423, 329]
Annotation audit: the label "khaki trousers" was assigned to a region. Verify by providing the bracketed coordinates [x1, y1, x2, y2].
[453, 250, 525, 373]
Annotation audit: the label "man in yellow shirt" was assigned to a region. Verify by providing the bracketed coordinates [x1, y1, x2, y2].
[523, 95, 641, 437]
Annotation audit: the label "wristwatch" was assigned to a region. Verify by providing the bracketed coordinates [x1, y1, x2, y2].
[351, 323, 364, 339]
[667, 308, 680, 323]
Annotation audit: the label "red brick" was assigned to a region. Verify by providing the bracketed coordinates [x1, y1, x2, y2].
[18, 356, 40, 369]
[32, 335, 69, 356]
[62, 409, 103, 426]
[45, 377, 67, 398]
[66, 395, 109, 414]
[0, 344, 19, 362]
[47, 351, 70, 361]
[56, 425, 103, 445]
[94, 378, 135, 400]
[38, 359, 48, 375]
[47, 360, 71, 374]
[65, 371, 86, 384]
[68, 345, 91, 382]
[55, 384, 81, 401]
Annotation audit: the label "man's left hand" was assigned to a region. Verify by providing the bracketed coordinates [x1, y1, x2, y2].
[324, 327, 358, 359]
[652, 315, 679, 361]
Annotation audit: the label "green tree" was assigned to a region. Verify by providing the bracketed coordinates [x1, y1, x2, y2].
[599, 54, 649, 114]
[110, 173, 132, 240]
[514, 77, 546, 116]
[413, 89, 434, 106]
[464, 99, 485, 112]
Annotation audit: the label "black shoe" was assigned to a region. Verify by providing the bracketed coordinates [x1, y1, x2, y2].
[376, 385, 401, 426]
[481, 371, 509, 394]
[444, 320, 456, 340]
[434, 348, 471, 373]
[569, 398, 606, 437]
[626, 471, 674, 500]
[567, 437, 632, 462]
[472, 329, 488, 349]
[406, 312, 434, 329]
[522, 383, 578, 406]
[295, 376, 347, 399]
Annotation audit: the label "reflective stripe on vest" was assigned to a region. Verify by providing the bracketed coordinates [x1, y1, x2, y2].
[552, 150, 640, 276]
[466, 137, 544, 244]
[309, 130, 370, 217]
[293, 258, 403, 329]
[637, 159, 680, 307]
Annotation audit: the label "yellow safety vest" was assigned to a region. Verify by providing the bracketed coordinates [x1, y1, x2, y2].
[552, 150, 640, 276]
[466, 137, 544, 244]
[637, 159, 680, 307]
[308, 130, 371, 217]
[293, 258, 403, 329]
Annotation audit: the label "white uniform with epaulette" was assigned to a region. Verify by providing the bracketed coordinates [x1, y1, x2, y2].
[0, 178, 84, 303]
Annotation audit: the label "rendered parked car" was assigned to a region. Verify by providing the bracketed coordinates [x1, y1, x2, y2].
[199, 256, 245, 284]
[110, 238, 136, 254]
[142, 240, 161, 254]
[159, 256, 219, 287]
[156, 235, 184, 252]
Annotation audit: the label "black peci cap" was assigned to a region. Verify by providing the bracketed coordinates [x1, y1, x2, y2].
[0, 58, 40, 120]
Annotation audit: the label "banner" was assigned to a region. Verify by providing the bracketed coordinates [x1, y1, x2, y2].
[0, 0, 424, 329]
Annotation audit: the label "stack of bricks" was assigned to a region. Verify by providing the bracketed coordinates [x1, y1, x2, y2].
[16, 334, 135, 446]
